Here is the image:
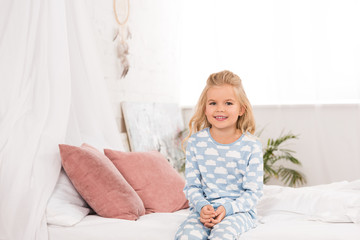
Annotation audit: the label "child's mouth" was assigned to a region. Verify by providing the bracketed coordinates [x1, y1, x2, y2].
[214, 116, 228, 121]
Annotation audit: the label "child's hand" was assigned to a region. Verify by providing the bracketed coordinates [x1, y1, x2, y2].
[200, 205, 226, 228]
[200, 205, 215, 227]
[211, 205, 226, 225]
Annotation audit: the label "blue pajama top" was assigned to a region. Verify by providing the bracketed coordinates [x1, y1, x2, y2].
[184, 127, 264, 218]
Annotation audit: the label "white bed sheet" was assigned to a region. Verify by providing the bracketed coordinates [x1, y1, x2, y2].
[48, 209, 360, 240]
[243, 212, 360, 240]
[48, 209, 189, 240]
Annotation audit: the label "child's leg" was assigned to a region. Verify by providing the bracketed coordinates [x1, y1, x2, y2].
[208, 212, 255, 240]
[174, 210, 211, 240]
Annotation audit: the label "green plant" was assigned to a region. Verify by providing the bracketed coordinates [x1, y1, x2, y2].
[262, 132, 306, 187]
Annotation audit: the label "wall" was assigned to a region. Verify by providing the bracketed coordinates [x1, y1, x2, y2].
[86, 0, 182, 132]
[253, 104, 360, 186]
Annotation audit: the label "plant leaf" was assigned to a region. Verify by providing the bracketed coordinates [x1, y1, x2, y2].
[277, 167, 307, 187]
[259, 130, 306, 187]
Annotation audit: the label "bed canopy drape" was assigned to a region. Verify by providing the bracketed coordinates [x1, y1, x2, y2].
[0, 0, 125, 239]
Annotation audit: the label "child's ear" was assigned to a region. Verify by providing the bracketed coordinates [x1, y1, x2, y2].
[239, 106, 246, 116]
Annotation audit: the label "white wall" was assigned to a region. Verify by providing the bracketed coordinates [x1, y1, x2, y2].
[86, 0, 182, 132]
[256, 104, 360, 186]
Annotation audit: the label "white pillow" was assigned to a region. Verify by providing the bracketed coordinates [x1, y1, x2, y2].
[258, 180, 360, 223]
[46, 169, 90, 226]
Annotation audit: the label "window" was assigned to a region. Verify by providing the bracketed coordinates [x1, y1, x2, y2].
[179, 0, 360, 106]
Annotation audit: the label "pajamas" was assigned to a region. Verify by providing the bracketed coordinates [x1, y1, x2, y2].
[175, 210, 255, 240]
[175, 127, 263, 240]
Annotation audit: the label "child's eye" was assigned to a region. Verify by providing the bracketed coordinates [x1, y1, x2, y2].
[209, 102, 216, 106]
[225, 102, 233, 105]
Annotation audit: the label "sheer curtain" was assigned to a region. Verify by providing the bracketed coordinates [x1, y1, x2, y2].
[179, 0, 360, 106]
[0, 0, 124, 239]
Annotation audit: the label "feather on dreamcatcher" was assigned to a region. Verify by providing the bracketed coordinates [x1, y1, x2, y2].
[113, 0, 131, 78]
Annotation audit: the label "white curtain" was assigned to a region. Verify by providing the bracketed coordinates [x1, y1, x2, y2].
[179, 0, 360, 106]
[0, 0, 124, 239]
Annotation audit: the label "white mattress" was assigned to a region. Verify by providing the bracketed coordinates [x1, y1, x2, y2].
[48, 209, 360, 240]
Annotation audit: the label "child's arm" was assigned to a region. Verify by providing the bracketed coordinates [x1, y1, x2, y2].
[222, 141, 264, 216]
[183, 140, 211, 213]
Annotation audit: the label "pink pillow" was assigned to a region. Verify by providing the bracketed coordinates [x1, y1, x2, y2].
[104, 149, 189, 214]
[59, 143, 145, 220]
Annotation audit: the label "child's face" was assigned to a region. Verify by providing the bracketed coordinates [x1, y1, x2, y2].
[205, 84, 244, 132]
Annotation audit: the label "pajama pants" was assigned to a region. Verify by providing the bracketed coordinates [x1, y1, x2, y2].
[174, 210, 255, 240]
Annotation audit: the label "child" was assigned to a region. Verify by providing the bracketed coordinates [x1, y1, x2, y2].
[175, 70, 263, 240]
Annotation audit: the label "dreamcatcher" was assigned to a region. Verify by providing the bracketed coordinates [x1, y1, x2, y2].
[113, 0, 131, 78]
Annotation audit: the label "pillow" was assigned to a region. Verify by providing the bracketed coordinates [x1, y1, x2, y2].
[104, 149, 189, 214]
[257, 183, 360, 223]
[59, 143, 145, 220]
[46, 169, 90, 226]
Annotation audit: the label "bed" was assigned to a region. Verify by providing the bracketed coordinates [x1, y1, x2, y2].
[44, 102, 360, 239]
[47, 176, 360, 240]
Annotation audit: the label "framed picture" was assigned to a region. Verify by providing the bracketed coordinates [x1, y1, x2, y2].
[122, 102, 186, 172]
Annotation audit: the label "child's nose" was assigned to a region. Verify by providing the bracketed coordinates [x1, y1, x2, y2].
[216, 104, 225, 112]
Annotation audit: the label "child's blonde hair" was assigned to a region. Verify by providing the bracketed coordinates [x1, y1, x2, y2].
[183, 70, 255, 147]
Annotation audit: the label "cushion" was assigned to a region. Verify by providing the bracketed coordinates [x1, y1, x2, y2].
[59, 143, 145, 220]
[46, 169, 90, 226]
[104, 149, 189, 214]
